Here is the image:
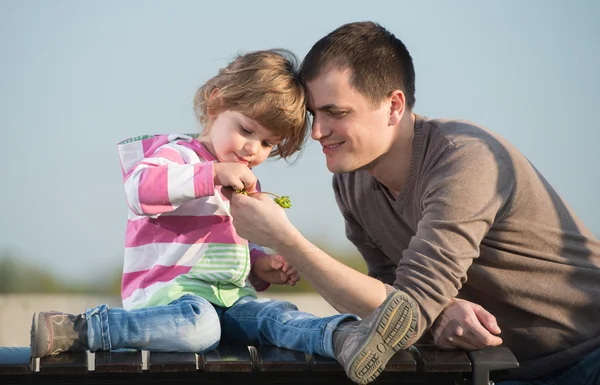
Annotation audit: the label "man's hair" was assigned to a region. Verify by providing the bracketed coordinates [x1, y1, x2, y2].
[299, 21, 416, 109]
[194, 49, 309, 159]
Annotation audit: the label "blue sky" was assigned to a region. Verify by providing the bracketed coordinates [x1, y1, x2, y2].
[1, 1, 598, 285]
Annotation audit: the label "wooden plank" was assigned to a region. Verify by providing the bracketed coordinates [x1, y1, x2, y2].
[0, 347, 32, 375]
[39, 351, 87, 375]
[94, 350, 142, 373]
[412, 345, 471, 373]
[256, 346, 309, 372]
[203, 345, 252, 372]
[148, 352, 197, 373]
[384, 349, 418, 372]
[311, 354, 343, 372]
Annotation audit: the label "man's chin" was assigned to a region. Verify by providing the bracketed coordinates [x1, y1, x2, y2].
[326, 161, 355, 174]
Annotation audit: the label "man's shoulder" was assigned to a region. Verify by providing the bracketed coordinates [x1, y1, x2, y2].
[420, 115, 495, 145]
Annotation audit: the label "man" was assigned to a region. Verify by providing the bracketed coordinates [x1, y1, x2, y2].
[225, 22, 600, 384]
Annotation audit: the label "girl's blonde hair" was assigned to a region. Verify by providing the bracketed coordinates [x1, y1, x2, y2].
[194, 49, 309, 159]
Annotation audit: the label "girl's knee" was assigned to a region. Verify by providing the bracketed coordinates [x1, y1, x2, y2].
[173, 296, 221, 352]
[181, 318, 221, 352]
[186, 326, 220, 352]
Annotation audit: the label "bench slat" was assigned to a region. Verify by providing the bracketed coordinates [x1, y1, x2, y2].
[148, 351, 197, 373]
[310, 354, 343, 372]
[94, 350, 143, 373]
[385, 349, 418, 372]
[255, 346, 309, 372]
[0, 347, 31, 375]
[203, 345, 252, 372]
[39, 351, 87, 375]
[413, 345, 472, 373]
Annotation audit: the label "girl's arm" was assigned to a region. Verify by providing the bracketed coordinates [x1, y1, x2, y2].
[123, 145, 215, 217]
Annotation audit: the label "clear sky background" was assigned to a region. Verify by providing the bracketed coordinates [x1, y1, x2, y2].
[1, 1, 598, 286]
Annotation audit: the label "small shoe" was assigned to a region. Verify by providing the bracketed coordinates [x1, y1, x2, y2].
[333, 289, 418, 384]
[30, 311, 88, 358]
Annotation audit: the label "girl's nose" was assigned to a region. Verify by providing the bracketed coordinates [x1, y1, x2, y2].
[244, 140, 258, 156]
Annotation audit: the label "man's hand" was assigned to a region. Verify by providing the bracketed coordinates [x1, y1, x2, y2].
[214, 162, 257, 192]
[224, 189, 296, 249]
[431, 298, 503, 350]
[252, 254, 300, 286]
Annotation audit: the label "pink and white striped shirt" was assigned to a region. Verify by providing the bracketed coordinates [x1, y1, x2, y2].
[117, 134, 269, 310]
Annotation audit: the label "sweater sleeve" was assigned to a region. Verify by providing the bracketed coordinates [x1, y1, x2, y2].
[123, 143, 215, 217]
[395, 139, 515, 334]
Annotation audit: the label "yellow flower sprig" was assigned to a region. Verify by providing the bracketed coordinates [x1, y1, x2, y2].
[235, 189, 292, 209]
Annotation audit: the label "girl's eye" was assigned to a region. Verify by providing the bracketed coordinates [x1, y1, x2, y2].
[241, 126, 252, 134]
[262, 141, 275, 148]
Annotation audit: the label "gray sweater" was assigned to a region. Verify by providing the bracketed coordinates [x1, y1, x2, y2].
[333, 114, 600, 379]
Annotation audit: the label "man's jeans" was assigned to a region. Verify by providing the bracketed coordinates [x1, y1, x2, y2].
[498, 345, 600, 385]
[86, 294, 357, 358]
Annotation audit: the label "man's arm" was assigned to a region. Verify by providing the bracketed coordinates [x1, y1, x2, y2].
[227, 191, 388, 317]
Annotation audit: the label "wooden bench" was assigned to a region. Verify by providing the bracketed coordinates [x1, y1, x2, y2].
[0, 344, 518, 385]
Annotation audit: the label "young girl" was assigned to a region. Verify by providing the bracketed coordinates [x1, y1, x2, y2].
[30, 49, 416, 385]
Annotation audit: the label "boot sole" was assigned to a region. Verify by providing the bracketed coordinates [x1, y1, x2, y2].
[346, 291, 417, 384]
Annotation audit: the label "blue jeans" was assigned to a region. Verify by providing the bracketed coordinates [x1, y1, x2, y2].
[497, 345, 600, 385]
[86, 294, 357, 358]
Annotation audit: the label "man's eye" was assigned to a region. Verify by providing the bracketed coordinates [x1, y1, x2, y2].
[329, 110, 347, 118]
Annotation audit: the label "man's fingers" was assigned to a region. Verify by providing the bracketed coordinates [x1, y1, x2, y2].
[473, 306, 502, 335]
[464, 321, 503, 347]
[439, 337, 481, 351]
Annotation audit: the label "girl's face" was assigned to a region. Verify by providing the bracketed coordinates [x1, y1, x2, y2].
[201, 110, 280, 168]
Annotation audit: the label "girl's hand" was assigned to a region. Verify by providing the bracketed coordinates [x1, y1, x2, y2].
[225, 191, 296, 250]
[213, 162, 257, 192]
[252, 254, 300, 286]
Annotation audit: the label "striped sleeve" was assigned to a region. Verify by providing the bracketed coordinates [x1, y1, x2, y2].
[123, 144, 215, 216]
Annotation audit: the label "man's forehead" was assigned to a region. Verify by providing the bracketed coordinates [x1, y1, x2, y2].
[306, 69, 354, 109]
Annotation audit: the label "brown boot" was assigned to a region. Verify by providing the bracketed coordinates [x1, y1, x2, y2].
[30, 311, 88, 358]
[333, 288, 418, 384]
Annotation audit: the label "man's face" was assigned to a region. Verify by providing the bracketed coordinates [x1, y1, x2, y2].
[306, 69, 393, 174]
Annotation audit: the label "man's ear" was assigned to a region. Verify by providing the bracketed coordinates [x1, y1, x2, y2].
[388, 90, 406, 126]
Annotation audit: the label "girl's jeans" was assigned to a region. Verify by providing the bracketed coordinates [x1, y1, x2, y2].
[85, 294, 357, 358]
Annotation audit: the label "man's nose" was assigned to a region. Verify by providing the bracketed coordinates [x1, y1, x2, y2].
[311, 116, 328, 140]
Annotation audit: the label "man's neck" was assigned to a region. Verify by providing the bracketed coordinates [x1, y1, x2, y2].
[370, 112, 416, 197]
